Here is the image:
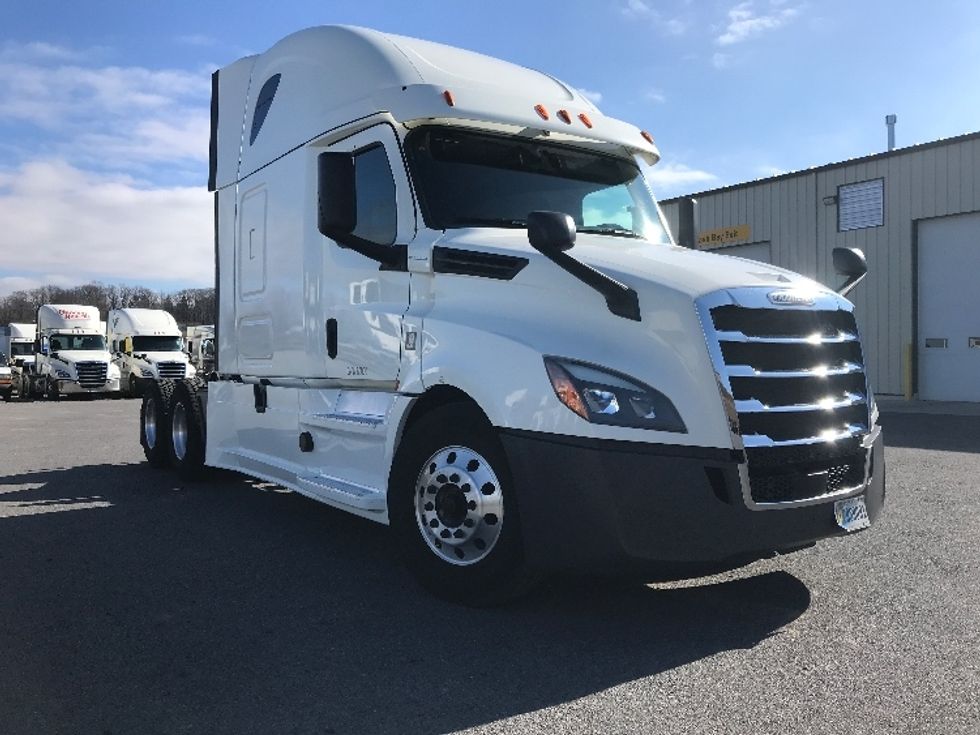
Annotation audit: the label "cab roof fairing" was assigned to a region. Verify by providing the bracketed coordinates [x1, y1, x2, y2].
[212, 25, 660, 189]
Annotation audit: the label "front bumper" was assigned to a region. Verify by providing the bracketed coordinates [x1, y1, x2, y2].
[501, 427, 885, 577]
[58, 378, 121, 394]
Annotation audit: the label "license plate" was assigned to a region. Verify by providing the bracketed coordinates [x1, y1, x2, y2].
[834, 495, 870, 532]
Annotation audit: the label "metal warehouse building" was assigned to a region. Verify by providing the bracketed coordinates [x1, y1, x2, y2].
[660, 130, 980, 402]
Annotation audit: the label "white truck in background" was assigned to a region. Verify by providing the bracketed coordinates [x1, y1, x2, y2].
[29, 305, 120, 399]
[0, 323, 37, 400]
[184, 324, 215, 375]
[138, 26, 884, 604]
[108, 308, 195, 396]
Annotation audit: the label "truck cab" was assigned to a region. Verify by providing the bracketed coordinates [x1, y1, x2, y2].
[32, 305, 120, 399]
[138, 26, 884, 604]
[108, 308, 195, 396]
[2, 322, 37, 400]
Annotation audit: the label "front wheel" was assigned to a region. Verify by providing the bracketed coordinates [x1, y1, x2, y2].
[389, 403, 536, 606]
[46, 377, 60, 401]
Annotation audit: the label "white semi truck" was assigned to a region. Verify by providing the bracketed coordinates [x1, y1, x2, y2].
[107, 308, 195, 396]
[31, 305, 120, 399]
[184, 324, 215, 375]
[138, 26, 885, 603]
[1, 323, 36, 400]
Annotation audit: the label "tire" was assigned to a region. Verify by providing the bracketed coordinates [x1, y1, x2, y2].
[46, 377, 60, 401]
[141, 380, 174, 468]
[128, 374, 140, 398]
[168, 378, 207, 481]
[389, 403, 536, 606]
[1, 389, 11, 403]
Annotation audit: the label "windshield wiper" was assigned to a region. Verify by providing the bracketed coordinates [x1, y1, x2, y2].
[577, 225, 640, 238]
[444, 217, 526, 229]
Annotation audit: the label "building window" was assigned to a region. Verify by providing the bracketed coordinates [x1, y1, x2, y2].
[838, 178, 884, 231]
[249, 74, 281, 146]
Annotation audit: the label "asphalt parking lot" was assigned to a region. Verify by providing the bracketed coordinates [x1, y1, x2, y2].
[1, 398, 978, 735]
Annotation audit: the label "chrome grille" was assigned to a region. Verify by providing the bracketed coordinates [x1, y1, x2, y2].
[156, 362, 186, 379]
[75, 361, 108, 389]
[698, 289, 872, 507]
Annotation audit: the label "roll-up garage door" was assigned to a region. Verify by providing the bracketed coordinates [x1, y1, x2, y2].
[918, 211, 980, 401]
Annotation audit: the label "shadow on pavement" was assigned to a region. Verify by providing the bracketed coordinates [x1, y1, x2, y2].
[880, 412, 980, 453]
[0, 463, 810, 735]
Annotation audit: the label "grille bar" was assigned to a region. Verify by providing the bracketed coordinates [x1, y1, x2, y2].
[716, 330, 858, 344]
[726, 362, 864, 378]
[735, 392, 866, 414]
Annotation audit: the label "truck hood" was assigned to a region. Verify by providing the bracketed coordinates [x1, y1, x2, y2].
[134, 351, 190, 364]
[435, 229, 830, 299]
[51, 350, 111, 364]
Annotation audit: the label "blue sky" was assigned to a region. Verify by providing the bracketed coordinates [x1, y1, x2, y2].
[1, 0, 978, 296]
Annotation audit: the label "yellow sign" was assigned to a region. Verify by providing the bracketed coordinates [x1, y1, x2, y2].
[698, 224, 751, 249]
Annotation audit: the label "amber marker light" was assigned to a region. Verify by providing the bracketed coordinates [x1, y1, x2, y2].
[557, 109, 572, 124]
[534, 104, 550, 120]
[641, 130, 655, 144]
[443, 90, 455, 107]
[578, 113, 593, 128]
[545, 360, 589, 419]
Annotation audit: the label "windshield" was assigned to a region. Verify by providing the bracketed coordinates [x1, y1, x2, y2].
[405, 127, 671, 243]
[11, 343, 33, 357]
[50, 334, 106, 352]
[132, 336, 182, 352]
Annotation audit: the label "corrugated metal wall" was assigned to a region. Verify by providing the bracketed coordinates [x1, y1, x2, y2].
[660, 134, 980, 396]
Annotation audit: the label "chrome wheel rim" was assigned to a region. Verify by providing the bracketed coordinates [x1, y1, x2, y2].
[172, 401, 188, 460]
[144, 397, 157, 448]
[415, 445, 504, 566]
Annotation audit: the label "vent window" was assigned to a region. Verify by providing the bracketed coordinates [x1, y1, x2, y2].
[249, 74, 281, 146]
[838, 178, 883, 231]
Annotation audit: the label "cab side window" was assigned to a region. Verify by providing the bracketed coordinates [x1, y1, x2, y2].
[352, 145, 397, 245]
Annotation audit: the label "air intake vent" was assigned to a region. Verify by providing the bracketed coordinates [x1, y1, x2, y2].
[698, 289, 873, 506]
[432, 246, 529, 280]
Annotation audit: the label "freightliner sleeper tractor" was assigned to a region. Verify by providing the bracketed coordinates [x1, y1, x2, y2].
[139, 26, 885, 604]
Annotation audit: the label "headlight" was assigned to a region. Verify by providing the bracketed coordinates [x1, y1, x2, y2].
[56, 369, 71, 379]
[186, 363, 197, 376]
[544, 357, 686, 432]
[108, 364, 120, 379]
[140, 369, 154, 377]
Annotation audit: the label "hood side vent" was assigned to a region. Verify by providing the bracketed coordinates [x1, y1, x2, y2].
[432, 246, 529, 281]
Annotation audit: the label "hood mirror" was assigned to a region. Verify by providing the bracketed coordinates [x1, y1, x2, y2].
[527, 211, 576, 254]
[832, 247, 868, 297]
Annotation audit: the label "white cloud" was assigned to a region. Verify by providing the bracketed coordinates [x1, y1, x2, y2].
[621, 1, 688, 36]
[0, 273, 81, 298]
[0, 41, 85, 63]
[0, 160, 213, 289]
[756, 164, 787, 177]
[0, 56, 210, 175]
[578, 88, 603, 105]
[712, 52, 731, 69]
[645, 88, 667, 104]
[645, 161, 718, 197]
[716, 1, 801, 45]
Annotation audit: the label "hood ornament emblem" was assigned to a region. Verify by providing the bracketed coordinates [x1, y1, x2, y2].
[767, 289, 815, 306]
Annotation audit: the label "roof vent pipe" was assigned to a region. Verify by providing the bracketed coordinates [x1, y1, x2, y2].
[885, 114, 897, 151]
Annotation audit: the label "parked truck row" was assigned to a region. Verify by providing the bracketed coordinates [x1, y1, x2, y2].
[133, 25, 885, 604]
[2, 309, 213, 401]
